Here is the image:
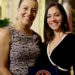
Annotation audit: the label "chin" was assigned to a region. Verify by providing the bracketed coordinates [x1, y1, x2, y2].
[52, 28, 60, 31]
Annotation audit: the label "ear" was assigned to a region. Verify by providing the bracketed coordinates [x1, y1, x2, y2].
[15, 8, 19, 21]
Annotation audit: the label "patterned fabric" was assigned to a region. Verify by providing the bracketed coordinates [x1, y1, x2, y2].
[7, 25, 41, 75]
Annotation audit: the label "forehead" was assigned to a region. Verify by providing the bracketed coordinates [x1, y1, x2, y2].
[20, 0, 38, 9]
[47, 6, 61, 14]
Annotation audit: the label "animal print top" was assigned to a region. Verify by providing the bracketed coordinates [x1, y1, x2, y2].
[7, 25, 42, 75]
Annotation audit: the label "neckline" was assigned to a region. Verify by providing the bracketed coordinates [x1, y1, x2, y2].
[47, 33, 68, 56]
[9, 25, 35, 37]
[47, 33, 69, 71]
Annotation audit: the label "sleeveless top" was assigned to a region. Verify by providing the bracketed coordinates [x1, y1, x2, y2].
[7, 25, 41, 75]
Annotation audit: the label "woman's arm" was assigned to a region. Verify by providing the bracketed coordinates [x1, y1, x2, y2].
[0, 28, 12, 75]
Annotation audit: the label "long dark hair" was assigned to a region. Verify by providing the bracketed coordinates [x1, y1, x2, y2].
[44, 2, 69, 44]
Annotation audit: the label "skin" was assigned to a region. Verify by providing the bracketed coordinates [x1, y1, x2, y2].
[14, 0, 38, 35]
[47, 5, 74, 74]
[47, 6, 62, 32]
[47, 6, 67, 54]
[0, 0, 38, 75]
[0, 28, 11, 75]
[17, 0, 38, 26]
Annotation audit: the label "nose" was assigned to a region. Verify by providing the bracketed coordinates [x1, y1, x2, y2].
[27, 9, 32, 16]
[51, 16, 56, 21]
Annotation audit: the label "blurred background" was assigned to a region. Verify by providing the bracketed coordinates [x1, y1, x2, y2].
[0, 0, 75, 41]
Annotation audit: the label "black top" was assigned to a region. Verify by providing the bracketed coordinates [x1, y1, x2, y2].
[35, 33, 75, 75]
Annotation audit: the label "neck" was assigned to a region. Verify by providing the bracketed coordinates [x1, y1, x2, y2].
[12, 23, 33, 35]
[53, 31, 65, 41]
[54, 31, 63, 36]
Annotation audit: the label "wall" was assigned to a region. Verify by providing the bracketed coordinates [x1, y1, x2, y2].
[0, 0, 45, 41]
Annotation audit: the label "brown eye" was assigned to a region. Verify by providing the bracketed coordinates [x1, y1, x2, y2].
[54, 12, 61, 17]
[47, 15, 51, 18]
[24, 8, 27, 10]
[23, 7, 28, 10]
[55, 14, 60, 17]
[31, 9, 37, 13]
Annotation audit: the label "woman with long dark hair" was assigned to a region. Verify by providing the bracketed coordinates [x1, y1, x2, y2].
[36, 3, 75, 75]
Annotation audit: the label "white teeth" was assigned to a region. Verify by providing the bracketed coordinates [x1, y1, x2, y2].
[24, 16, 30, 20]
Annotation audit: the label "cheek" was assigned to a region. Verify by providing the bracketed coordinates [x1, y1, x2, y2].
[47, 18, 49, 23]
[47, 18, 51, 25]
[17, 11, 22, 18]
[59, 18, 62, 25]
[18, 12, 25, 21]
[58, 16, 62, 22]
[47, 19, 51, 28]
[32, 13, 37, 19]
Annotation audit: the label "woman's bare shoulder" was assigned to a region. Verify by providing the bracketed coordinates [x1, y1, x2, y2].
[0, 28, 11, 42]
[0, 28, 10, 37]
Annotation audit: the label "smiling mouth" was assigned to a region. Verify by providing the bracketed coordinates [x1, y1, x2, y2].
[24, 16, 31, 20]
[52, 20, 60, 24]
[51, 22, 59, 25]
